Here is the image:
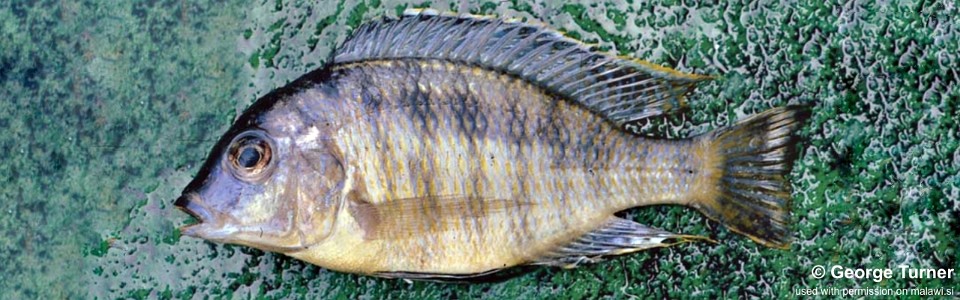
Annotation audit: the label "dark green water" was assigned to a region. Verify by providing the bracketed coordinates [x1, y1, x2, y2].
[1, 0, 957, 298]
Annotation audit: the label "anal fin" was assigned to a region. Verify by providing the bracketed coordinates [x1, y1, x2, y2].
[533, 217, 709, 268]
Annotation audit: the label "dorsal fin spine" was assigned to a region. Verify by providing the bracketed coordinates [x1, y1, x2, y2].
[602, 86, 657, 110]
[447, 22, 474, 60]
[426, 19, 456, 54]
[509, 36, 551, 70]
[486, 26, 523, 64]
[374, 21, 390, 55]
[497, 29, 539, 65]
[528, 45, 580, 82]
[555, 57, 614, 93]
[584, 75, 652, 102]
[571, 66, 631, 98]
[468, 22, 500, 61]
[406, 21, 430, 56]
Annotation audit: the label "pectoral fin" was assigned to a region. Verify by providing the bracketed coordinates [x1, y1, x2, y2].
[533, 216, 710, 268]
[348, 193, 532, 240]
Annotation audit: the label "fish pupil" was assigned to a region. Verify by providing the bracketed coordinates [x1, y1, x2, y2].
[238, 146, 261, 168]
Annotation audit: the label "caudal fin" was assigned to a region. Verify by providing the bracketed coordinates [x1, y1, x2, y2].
[694, 106, 810, 249]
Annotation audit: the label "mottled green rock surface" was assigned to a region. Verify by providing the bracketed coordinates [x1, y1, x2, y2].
[1, 0, 957, 298]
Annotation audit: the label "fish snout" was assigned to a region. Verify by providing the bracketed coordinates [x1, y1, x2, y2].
[175, 193, 214, 225]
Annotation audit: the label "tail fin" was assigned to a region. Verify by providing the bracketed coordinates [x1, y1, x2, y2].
[694, 106, 810, 249]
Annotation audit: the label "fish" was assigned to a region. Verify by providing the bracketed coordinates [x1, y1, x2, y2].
[174, 9, 809, 281]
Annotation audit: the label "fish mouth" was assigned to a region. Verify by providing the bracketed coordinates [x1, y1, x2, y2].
[174, 193, 215, 236]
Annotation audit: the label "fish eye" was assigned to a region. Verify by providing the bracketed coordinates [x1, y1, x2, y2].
[226, 131, 274, 181]
[237, 146, 261, 168]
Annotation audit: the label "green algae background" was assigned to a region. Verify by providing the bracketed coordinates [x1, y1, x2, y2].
[1, 0, 957, 298]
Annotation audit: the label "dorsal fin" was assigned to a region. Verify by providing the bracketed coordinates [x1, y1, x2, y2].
[333, 9, 712, 127]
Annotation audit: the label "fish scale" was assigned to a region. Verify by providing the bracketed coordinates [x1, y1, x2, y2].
[322, 59, 707, 273]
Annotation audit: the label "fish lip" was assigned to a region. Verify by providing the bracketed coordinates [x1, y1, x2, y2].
[174, 193, 214, 236]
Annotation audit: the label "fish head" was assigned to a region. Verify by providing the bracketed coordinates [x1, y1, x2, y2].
[175, 111, 346, 252]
